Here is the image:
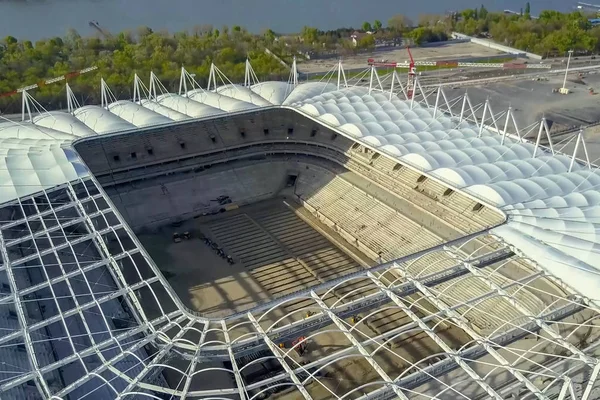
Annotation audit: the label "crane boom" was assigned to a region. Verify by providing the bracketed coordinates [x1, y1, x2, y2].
[406, 46, 415, 68]
[0, 66, 98, 98]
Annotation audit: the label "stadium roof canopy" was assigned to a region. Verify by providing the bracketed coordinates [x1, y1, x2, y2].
[0, 64, 599, 399]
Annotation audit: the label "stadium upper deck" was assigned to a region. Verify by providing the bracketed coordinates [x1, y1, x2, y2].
[0, 62, 599, 399]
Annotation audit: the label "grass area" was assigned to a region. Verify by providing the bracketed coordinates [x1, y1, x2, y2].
[473, 56, 517, 63]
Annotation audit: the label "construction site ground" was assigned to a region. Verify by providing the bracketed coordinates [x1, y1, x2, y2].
[138, 195, 472, 399]
[298, 41, 507, 74]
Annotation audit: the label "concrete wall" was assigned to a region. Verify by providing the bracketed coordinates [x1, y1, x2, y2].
[74, 108, 354, 179]
[108, 159, 295, 229]
[107, 155, 341, 231]
[452, 32, 543, 60]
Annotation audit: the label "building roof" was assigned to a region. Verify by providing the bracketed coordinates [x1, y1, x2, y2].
[1, 78, 599, 297]
[0, 73, 599, 399]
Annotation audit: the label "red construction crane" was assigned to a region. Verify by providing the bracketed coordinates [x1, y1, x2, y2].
[89, 21, 112, 38]
[0, 66, 98, 99]
[407, 46, 416, 99]
[368, 46, 551, 99]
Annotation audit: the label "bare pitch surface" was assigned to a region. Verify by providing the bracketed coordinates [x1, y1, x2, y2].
[138, 198, 368, 317]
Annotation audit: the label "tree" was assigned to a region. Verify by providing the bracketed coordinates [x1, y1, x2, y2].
[388, 14, 412, 32]
[357, 34, 375, 49]
[461, 9, 477, 20]
[524, 2, 531, 17]
[373, 20, 383, 31]
[4, 36, 18, 45]
[301, 26, 319, 44]
[408, 27, 429, 45]
[136, 26, 153, 40]
[418, 14, 443, 27]
[263, 29, 275, 42]
[362, 21, 372, 32]
[479, 5, 488, 20]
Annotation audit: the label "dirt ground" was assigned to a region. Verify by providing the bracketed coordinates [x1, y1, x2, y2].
[299, 42, 505, 74]
[137, 197, 370, 318]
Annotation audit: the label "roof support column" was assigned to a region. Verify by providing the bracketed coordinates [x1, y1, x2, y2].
[440, 87, 453, 117]
[248, 312, 313, 400]
[501, 107, 512, 145]
[0, 230, 50, 398]
[222, 320, 248, 400]
[582, 362, 600, 400]
[366, 271, 504, 400]
[55, 314, 187, 398]
[383, 264, 549, 400]
[448, 255, 597, 368]
[459, 92, 467, 123]
[116, 319, 196, 399]
[478, 99, 489, 137]
[432, 86, 441, 119]
[180, 322, 209, 399]
[389, 70, 407, 101]
[570, 129, 591, 171]
[338, 59, 348, 90]
[309, 290, 410, 400]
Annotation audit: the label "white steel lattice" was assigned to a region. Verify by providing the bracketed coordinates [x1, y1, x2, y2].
[0, 177, 597, 399]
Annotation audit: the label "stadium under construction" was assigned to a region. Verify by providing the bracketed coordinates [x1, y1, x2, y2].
[0, 60, 599, 399]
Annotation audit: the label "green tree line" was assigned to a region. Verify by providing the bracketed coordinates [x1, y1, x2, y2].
[0, 26, 290, 113]
[453, 7, 600, 55]
[2, 8, 600, 113]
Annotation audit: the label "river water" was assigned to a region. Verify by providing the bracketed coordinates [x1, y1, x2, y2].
[0, 0, 571, 41]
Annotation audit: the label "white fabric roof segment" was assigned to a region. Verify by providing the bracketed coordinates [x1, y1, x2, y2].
[283, 82, 338, 105]
[492, 225, 600, 304]
[186, 88, 258, 112]
[74, 105, 136, 134]
[285, 84, 600, 298]
[0, 122, 77, 141]
[1, 80, 600, 305]
[216, 84, 273, 107]
[108, 100, 173, 128]
[251, 81, 295, 105]
[32, 111, 97, 137]
[140, 99, 190, 121]
[155, 93, 225, 118]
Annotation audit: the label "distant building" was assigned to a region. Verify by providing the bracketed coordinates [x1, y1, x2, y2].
[589, 18, 600, 27]
[350, 30, 372, 47]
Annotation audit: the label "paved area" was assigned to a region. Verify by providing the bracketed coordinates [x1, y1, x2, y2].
[299, 42, 506, 74]
[443, 71, 600, 133]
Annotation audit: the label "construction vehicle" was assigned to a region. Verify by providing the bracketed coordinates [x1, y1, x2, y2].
[172, 232, 182, 243]
[292, 336, 308, 356]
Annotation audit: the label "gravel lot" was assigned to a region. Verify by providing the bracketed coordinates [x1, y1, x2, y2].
[299, 42, 506, 74]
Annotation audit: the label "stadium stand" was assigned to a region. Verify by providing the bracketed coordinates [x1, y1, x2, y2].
[0, 69, 598, 399]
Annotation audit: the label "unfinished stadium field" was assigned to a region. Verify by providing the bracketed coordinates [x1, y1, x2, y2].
[56, 107, 595, 399]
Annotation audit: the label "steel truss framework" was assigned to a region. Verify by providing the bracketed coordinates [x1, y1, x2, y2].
[0, 175, 598, 399]
[0, 61, 599, 399]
